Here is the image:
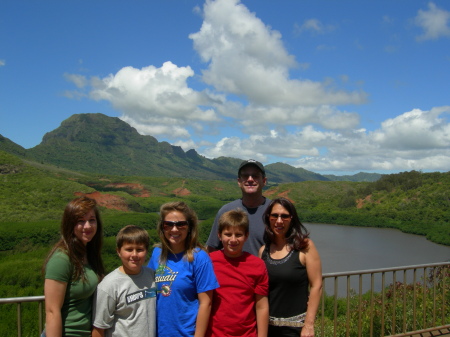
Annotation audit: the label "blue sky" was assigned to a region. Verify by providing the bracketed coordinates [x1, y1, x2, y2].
[1, 0, 450, 175]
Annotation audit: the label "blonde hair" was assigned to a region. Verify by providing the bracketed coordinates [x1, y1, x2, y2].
[218, 208, 249, 235]
[156, 201, 204, 264]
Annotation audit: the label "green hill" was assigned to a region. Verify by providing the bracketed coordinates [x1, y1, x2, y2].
[0, 150, 448, 246]
[0, 150, 448, 336]
[0, 112, 378, 183]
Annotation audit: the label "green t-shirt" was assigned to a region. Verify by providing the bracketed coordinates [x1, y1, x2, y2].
[45, 250, 99, 337]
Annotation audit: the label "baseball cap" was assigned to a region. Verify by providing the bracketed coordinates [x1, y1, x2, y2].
[238, 159, 265, 176]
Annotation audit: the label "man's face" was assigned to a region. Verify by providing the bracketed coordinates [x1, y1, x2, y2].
[237, 165, 267, 196]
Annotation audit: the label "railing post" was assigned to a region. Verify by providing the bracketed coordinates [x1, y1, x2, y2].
[334, 277, 338, 337]
[39, 300, 44, 334]
[402, 269, 407, 333]
[17, 302, 22, 337]
[412, 268, 417, 332]
[381, 271, 385, 336]
[370, 273, 374, 337]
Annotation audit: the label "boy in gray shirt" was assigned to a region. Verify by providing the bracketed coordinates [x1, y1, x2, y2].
[93, 225, 156, 337]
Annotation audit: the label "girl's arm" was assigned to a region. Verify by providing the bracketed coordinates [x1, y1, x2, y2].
[194, 290, 213, 337]
[301, 239, 323, 337]
[92, 327, 105, 337]
[255, 294, 269, 337]
[44, 279, 67, 337]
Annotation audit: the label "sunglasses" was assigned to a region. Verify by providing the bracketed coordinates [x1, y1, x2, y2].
[162, 220, 189, 230]
[269, 213, 291, 221]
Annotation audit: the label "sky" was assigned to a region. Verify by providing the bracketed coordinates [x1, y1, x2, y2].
[1, 0, 450, 175]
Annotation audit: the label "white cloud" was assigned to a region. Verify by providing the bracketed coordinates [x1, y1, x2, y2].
[372, 106, 450, 150]
[293, 106, 450, 172]
[85, 61, 221, 139]
[415, 2, 450, 41]
[64, 73, 88, 88]
[61, 0, 450, 174]
[0, 60, 5, 66]
[189, 0, 365, 106]
[203, 106, 450, 173]
[294, 18, 336, 35]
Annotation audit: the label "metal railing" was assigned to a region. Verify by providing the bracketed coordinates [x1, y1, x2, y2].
[0, 295, 45, 337]
[1, 262, 449, 337]
[318, 262, 450, 337]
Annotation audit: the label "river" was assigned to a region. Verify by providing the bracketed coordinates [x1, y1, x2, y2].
[304, 223, 450, 295]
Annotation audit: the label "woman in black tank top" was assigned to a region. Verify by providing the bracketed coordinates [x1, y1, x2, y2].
[258, 198, 322, 337]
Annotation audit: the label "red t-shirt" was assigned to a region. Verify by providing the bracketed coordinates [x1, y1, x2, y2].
[206, 250, 269, 337]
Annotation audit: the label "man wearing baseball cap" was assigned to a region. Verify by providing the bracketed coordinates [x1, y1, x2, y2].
[206, 159, 271, 256]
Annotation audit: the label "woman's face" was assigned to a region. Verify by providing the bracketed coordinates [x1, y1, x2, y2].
[163, 211, 189, 253]
[269, 203, 292, 238]
[74, 209, 97, 245]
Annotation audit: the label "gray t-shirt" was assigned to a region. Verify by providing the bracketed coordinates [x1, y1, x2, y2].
[93, 267, 157, 337]
[206, 198, 270, 256]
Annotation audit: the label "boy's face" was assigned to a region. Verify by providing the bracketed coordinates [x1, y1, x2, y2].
[117, 242, 148, 275]
[219, 226, 248, 258]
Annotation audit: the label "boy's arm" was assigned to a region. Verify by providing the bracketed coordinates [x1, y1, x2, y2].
[92, 327, 105, 337]
[92, 285, 116, 336]
[255, 294, 269, 337]
[194, 290, 213, 337]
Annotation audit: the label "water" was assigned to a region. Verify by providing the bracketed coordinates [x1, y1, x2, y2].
[304, 223, 450, 295]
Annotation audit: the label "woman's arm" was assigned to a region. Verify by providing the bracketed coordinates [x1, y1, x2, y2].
[301, 239, 323, 337]
[44, 279, 67, 337]
[194, 290, 213, 337]
[258, 245, 265, 258]
[255, 294, 269, 337]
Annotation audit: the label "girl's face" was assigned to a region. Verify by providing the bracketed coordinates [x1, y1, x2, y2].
[74, 209, 97, 245]
[163, 211, 189, 254]
[269, 203, 292, 238]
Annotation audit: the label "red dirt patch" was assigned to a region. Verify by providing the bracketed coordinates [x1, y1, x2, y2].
[105, 183, 151, 198]
[264, 188, 279, 196]
[173, 188, 191, 196]
[264, 189, 295, 203]
[74, 191, 129, 211]
[356, 195, 372, 209]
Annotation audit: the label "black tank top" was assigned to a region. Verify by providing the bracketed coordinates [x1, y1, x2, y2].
[262, 248, 309, 318]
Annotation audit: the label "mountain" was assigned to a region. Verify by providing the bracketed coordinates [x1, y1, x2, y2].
[265, 162, 329, 184]
[324, 172, 382, 182]
[0, 113, 377, 183]
[23, 113, 237, 180]
[0, 135, 27, 157]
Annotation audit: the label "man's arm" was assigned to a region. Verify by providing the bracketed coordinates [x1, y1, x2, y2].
[205, 211, 223, 252]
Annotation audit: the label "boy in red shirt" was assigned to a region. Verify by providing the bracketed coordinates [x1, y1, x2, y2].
[207, 209, 269, 337]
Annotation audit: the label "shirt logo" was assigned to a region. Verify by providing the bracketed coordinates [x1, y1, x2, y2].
[125, 288, 157, 305]
[155, 265, 178, 297]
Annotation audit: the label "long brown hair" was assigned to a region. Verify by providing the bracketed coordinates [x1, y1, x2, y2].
[156, 201, 204, 264]
[263, 197, 310, 251]
[43, 196, 105, 282]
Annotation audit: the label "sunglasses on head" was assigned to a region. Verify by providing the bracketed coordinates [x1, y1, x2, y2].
[162, 220, 189, 230]
[269, 213, 291, 220]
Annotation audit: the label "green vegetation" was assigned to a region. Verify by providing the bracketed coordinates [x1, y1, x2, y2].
[0, 150, 449, 336]
[317, 266, 449, 336]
